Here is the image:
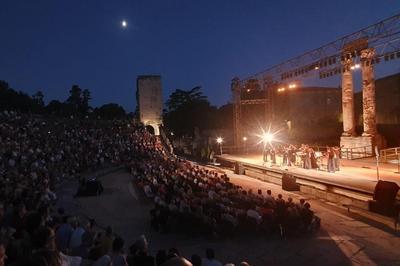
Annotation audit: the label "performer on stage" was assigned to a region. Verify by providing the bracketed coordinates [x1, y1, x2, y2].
[270, 147, 276, 165]
[310, 148, 318, 169]
[326, 146, 335, 173]
[333, 146, 341, 171]
[282, 145, 289, 166]
[262, 146, 269, 165]
[289, 145, 296, 166]
[304, 146, 312, 169]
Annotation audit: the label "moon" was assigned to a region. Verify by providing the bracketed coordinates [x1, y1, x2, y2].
[121, 20, 127, 28]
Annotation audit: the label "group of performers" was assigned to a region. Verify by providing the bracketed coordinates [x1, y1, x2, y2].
[262, 144, 341, 173]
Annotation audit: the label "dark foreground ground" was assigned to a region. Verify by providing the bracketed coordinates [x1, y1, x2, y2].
[56, 167, 400, 266]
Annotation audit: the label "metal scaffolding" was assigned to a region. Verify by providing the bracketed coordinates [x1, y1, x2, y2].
[232, 13, 400, 147]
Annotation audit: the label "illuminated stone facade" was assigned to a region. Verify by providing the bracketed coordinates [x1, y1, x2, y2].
[136, 75, 163, 135]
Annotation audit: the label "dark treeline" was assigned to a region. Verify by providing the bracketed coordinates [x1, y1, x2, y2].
[0, 80, 127, 119]
[163, 86, 233, 137]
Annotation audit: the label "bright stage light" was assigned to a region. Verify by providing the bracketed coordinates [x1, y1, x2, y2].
[262, 133, 274, 143]
[288, 83, 297, 89]
[121, 20, 127, 28]
[243, 136, 247, 141]
[216, 137, 223, 144]
[255, 126, 281, 147]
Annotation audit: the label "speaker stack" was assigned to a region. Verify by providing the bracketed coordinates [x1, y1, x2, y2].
[369, 180, 399, 216]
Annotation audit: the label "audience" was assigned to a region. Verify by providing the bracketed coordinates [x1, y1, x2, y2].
[202, 248, 222, 266]
[0, 110, 318, 266]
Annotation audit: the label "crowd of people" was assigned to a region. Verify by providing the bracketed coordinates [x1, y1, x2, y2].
[0, 110, 320, 265]
[263, 143, 341, 172]
[0, 110, 145, 265]
[131, 135, 321, 240]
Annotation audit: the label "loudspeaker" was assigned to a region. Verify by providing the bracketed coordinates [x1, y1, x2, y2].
[282, 172, 299, 191]
[369, 181, 399, 217]
[234, 162, 245, 175]
[373, 181, 399, 204]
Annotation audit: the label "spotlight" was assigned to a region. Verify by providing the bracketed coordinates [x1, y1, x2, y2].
[262, 133, 274, 143]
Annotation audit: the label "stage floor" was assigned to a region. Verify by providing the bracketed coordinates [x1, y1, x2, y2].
[219, 152, 400, 194]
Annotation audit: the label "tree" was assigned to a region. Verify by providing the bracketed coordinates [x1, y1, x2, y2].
[82, 89, 91, 108]
[166, 86, 207, 111]
[215, 103, 233, 129]
[0, 80, 9, 91]
[31, 90, 45, 113]
[93, 103, 126, 119]
[65, 85, 92, 116]
[66, 85, 82, 111]
[164, 86, 217, 136]
[0, 81, 38, 112]
[32, 90, 45, 106]
[46, 100, 72, 116]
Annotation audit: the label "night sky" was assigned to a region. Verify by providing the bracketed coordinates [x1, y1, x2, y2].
[1, 0, 399, 112]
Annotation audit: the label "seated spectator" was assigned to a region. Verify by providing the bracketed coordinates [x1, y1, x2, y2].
[100, 226, 114, 255]
[111, 237, 128, 266]
[93, 254, 112, 266]
[0, 240, 6, 266]
[31, 226, 81, 266]
[71, 231, 92, 259]
[56, 216, 73, 253]
[69, 218, 86, 249]
[156, 249, 167, 266]
[131, 235, 154, 266]
[191, 254, 202, 266]
[162, 256, 193, 266]
[202, 248, 222, 266]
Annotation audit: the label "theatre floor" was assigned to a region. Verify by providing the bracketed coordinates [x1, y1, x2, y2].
[57, 168, 400, 266]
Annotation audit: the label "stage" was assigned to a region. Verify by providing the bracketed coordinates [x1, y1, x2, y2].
[216, 152, 400, 205]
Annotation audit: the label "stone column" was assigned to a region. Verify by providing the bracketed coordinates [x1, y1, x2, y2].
[231, 77, 241, 147]
[341, 58, 356, 136]
[361, 48, 377, 137]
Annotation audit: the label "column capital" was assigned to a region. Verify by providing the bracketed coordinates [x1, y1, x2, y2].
[360, 48, 376, 60]
[231, 77, 240, 89]
[341, 57, 353, 66]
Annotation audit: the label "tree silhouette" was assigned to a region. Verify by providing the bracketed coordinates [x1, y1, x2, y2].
[166, 86, 207, 111]
[93, 103, 126, 119]
[164, 86, 217, 136]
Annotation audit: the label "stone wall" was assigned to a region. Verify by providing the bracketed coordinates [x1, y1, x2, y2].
[136, 75, 163, 135]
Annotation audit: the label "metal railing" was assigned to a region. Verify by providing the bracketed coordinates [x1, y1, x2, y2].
[380, 147, 400, 162]
[341, 145, 373, 160]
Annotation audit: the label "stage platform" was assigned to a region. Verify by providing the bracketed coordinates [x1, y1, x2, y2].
[215, 153, 400, 210]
